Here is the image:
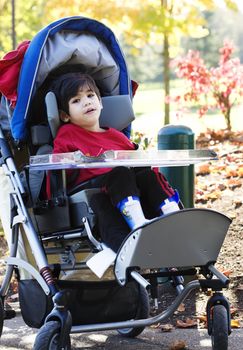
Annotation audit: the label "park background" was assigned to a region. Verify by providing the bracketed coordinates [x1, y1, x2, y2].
[1, 0, 243, 140]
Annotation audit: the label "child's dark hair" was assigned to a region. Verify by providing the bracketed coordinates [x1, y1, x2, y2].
[51, 73, 101, 114]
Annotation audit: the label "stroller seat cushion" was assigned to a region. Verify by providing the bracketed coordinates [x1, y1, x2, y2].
[31, 125, 52, 145]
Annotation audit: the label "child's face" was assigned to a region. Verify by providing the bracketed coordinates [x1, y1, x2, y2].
[66, 87, 102, 131]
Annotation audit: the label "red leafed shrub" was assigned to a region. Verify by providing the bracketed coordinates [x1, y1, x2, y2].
[168, 40, 243, 130]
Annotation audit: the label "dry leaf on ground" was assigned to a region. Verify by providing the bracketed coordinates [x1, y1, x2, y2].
[225, 167, 238, 178]
[150, 323, 161, 329]
[234, 199, 243, 209]
[206, 190, 222, 201]
[197, 164, 211, 175]
[231, 319, 241, 328]
[177, 303, 186, 312]
[176, 318, 197, 328]
[238, 167, 243, 177]
[230, 307, 238, 316]
[221, 269, 233, 278]
[227, 179, 242, 190]
[217, 183, 227, 191]
[160, 323, 174, 332]
[169, 340, 187, 350]
[197, 315, 207, 323]
[236, 284, 243, 291]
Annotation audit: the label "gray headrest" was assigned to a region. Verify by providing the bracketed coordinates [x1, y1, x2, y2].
[45, 92, 135, 138]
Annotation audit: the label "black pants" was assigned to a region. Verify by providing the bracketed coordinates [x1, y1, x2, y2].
[89, 166, 175, 251]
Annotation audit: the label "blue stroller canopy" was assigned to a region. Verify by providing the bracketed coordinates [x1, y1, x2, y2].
[10, 16, 131, 140]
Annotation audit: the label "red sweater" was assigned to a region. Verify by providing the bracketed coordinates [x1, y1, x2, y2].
[51, 123, 136, 188]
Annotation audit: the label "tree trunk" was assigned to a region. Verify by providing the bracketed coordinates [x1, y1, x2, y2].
[11, 0, 16, 49]
[163, 30, 170, 125]
[161, 0, 171, 125]
[224, 109, 232, 131]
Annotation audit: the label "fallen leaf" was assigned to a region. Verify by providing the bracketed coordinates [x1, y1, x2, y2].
[176, 318, 197, 328]
[150, 323, 161, 329]
[206, 190, 221, 201]
[169, 340, 187, 350]
[217, 183, 227, 191]
[231, 319, 241, 328]
[196, 183, 208, 191]
[234, 200, 243, 209]
[228, 212, 237, 219]
[238, 167, 243, 177]
[227, 179, 242, 190]
[197, 164, 211, 175]
[212, 164, 226, 172]
[236, 284, 243, 291]
[230, 307, 238, 316]
[222, 269, 233, 278]
[225, 167, 238, 178]
[160, 323, 174, 332]
[177, 303, 186, 312]
[197, 315, 207, 323]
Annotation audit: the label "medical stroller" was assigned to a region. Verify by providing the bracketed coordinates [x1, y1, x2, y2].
[0, 16, 232, 350]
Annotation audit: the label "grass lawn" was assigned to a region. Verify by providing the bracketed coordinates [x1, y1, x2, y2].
[132, 84, 243, 140]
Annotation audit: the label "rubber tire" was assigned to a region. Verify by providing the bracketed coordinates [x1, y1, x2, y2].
[117, 286, 150, 338]
[33, 321, 71, 350]
[0, 298, 4, 337]
[211, 305, 229, 350]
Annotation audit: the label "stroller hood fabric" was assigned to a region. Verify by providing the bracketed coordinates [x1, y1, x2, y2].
[7, 16, 131, 141]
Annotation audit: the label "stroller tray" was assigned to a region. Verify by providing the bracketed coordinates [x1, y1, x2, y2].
[29, 149, 218, 170]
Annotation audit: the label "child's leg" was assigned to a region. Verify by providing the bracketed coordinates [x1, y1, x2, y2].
[90, 193, 130, 252]
[135, 168, 180, 217]
[102, 167, 148, 230]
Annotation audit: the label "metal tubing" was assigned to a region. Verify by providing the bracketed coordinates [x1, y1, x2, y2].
[175, 285, 184, 294]
[83, 217, 102, 250]
[208, 264, 229, 285]
[7, 158, 25, 194]
[5, 257, 50, 295]
[130, 271, 151, 290]
[0, 225, 19, 296]
[49, 263, 88, 271]
[71, 280, 201, 333]
[2, 160, 49, 270]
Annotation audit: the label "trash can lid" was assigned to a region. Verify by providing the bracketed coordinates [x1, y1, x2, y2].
[158, 124, 194, 136]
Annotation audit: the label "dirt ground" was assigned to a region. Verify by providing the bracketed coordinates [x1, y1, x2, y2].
[195, 130, 242, 279]
[163, 129, 243, 330]
[0, 129, 242, 333]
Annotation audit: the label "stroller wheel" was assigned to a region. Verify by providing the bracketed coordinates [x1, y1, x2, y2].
[211, 305, 228, 350]
[0, 298, 4, 337]
[117, 286, 150, 338]
[33, 321, 71, 350]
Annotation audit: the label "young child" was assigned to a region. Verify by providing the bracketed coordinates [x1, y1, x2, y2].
[49, 72, 180, 252]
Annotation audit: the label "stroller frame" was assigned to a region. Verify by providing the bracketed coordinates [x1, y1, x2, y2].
[0, 127, 232, 349]
[0, 16, 232, 350]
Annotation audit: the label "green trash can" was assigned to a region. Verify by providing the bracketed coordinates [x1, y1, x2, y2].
[158, 125, 195, 208]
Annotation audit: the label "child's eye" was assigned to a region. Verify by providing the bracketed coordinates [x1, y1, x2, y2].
[72, 98, 80, 103]
[88, 93, 95, 98]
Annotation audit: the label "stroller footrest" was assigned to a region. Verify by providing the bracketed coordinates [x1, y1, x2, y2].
[114, 209, 231, 285]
